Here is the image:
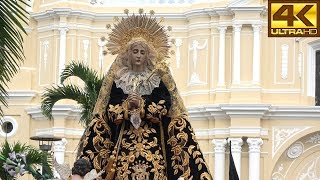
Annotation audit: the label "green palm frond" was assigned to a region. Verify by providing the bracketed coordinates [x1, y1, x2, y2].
[41, 62, 104, 127]
[61, 61, 103, 85]
[0, 0, 29, 117]
[80, 103, 94, 127]
[41, 85, 87, 120]
[61, 61, 103, 99]
[26, 148, 53, 179]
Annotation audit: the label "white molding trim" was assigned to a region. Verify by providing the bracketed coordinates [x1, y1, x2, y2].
[180, 89, 300, 96]
[220, 104, 270, 117]
[187, 104, 320, 120]
[26, 104, 320, 122]
[307, 39, 320, 97]
[35, 127, 84, 136]
[261, 89, 300, 94]
[25, 105, 81, 120]
[6, 90, 37, 101]
[31, 7, 266, 22]
[263, 106, 320, 119]
[195, 127, 268, 137]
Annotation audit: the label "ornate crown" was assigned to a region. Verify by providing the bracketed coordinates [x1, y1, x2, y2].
[104, 8, 173, 60]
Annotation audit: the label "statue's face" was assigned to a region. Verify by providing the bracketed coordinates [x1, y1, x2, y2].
[130, 44, 147, 71]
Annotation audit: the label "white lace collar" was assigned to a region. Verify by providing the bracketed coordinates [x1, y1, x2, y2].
[114, 69, 161, 95]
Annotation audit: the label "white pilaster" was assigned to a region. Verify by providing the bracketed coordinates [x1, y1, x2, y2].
[229, 138, 243, 179]
[252, 24, 261, 85]
[217, 26, 227, 87]
[247, 138, 263, 180]
[232, 24, 242, 85]
[213, 139, 227, 180]
[175, 38, 183, 69]
[58, 25, 68, 84]
[53, 138, 68, 164]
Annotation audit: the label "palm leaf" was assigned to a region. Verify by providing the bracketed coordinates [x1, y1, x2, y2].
[26, 148, 53, 179]
[42, 62, 104, 127]
[0, 0, 29, 117]
[60, 61, 103, 86]
[61, 61, 103, 100]
[41, 85, 87, 120]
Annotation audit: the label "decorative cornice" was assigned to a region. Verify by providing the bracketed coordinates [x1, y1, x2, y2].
[229, 6, 266, 12]
[30, 7, 266, 22]
[220, 104, 270, 118]
[263, 106, 320, 119]
[25, 104, 320, 121]
[6, 90, 37, 101]
[188, 105, 227, 120]
[188, 104, 320, 120]
[213, 7, 234, 16]
[184, 9, 211, 20]
[31, 8, 187, 21]
[35, 127, 84, 136]
[195, 127, 268, 137]
[25, 105, 81, 120]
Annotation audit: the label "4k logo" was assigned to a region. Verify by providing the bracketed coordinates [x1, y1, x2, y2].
[268, 0, 320, 37]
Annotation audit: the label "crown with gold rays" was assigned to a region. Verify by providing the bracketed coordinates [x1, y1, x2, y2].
[103, 8, 174, 60]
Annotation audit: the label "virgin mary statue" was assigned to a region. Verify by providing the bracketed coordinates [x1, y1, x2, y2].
[77, 9, 213, 180]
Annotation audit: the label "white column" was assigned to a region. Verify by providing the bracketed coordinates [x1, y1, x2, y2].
[252, 24, 262, 85]
[247, 138, 263, 180]
[213, 139, 227, 180]
[53, 138, 68, 164]
[217, 26, 227, 87]
[229, 138, 243, 179]
[232, 24, 242, 85]
[58, 26, 68, 84]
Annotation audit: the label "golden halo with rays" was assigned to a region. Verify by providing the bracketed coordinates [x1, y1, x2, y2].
[106, 10, 171, 60]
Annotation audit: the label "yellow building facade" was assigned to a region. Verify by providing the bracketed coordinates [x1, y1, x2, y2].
[1, 0, 320, 179]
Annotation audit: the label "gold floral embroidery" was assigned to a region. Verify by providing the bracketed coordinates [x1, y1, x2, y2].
[168, 114, 212, 179]
[167, 115, 190, 177]
[108, 104, 125, 125]
[189, 126, 212, 177]
[200, 172, 213, 180]
[82, 115, 114, 172]
[115, 122, 166, 180]
[146, 100, 167, 123]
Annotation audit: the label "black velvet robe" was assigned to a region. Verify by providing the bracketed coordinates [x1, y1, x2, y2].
[80, 81, 212, 180]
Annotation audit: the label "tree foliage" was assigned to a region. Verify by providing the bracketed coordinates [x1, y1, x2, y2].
[41, 61, 104, 127]
[0, 0, 29, 117]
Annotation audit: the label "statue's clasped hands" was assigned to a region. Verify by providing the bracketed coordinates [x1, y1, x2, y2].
[122, 91, 145, 122]
[127, 92, 142, 110]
